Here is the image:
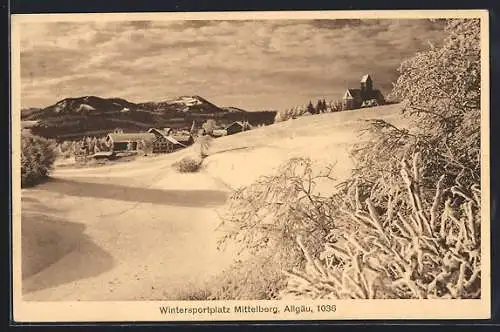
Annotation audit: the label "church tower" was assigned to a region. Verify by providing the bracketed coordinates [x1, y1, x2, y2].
[360, 74, 373, 100]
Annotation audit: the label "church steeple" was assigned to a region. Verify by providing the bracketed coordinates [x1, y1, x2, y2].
[360, 74, 373, 92]
[360, 74, 373, 101]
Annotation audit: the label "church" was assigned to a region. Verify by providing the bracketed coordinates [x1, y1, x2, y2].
[342, 74, 385, 110]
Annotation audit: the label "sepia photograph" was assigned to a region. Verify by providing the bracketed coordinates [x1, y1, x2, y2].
[11, 10, 490, 322]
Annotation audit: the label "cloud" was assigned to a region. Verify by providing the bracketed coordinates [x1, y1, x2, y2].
[19, 18, 446, 110]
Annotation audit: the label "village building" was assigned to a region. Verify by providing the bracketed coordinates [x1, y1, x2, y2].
[342, 74, 385, 110]
[209, 121, 252, 137]
[105, 132, 157, 153]
[147, 128, 188, 153]
[225, 121, 251, 135]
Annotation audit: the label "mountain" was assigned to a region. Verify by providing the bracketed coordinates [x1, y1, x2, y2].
[22, 96, 138, 121]
[22, 95, 277, 140]
[22, 95, 230, 122]
[137, 95, 224, 114]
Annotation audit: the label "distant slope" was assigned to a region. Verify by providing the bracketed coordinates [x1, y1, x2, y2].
[22, 95, 277, 140]
[137, 95, 224, 114]
[23, 96, 138, 120]
[21, 120, 40, 129]
[203, 103, 407, 189]
[21, 107, 43, 118]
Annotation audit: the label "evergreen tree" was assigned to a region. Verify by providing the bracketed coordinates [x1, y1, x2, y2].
[306, 101, 315, 114]
[315, 100, 322, 114]
[322, 99, 327, 112]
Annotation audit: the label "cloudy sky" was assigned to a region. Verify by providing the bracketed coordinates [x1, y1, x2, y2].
[20, 19, 446, 111]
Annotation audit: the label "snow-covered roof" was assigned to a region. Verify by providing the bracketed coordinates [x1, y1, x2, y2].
[360, 74, 371, 83]
[107, 132, 156, 142]
[164, 136, 186, 147]
[148, 128, 187, 146]
[225, 121, 244, 129]
[344, 88, 362, 99]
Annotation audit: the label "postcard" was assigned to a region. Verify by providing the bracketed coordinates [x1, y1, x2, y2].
[11, 9, 490, 322]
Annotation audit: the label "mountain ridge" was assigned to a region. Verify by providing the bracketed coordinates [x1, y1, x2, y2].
[21, 95, 277, 140]
[22, 95, 233, 120]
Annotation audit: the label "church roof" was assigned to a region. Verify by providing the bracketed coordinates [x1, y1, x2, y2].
[344, 88, 362, 100]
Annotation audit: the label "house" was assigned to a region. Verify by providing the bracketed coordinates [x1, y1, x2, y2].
[147, 128, 187, 153]
[342, 74, 385, 110]
[105, 132, 156, 153]
[225, 121, 251, 136]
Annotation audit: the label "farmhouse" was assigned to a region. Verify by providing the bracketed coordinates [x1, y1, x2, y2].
[147, 128, 188, 153]
[105, 132, 156, 153]
[342, 74, 385, 110]
[225, 121, 251, 135]
[105, 127, 196, 155]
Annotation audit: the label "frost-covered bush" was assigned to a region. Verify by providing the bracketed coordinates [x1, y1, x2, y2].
[280, 18, 482, 300]
[219, 19, 482, 300]
[280, 153, 481, 299]
[173, 155, 203, 173]
[21, 132, 57, 187]
[218, 158, 338, 262]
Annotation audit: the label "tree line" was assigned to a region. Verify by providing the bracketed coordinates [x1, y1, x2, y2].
[274, 98, 344, 122]
[56, 136, 111, 159]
